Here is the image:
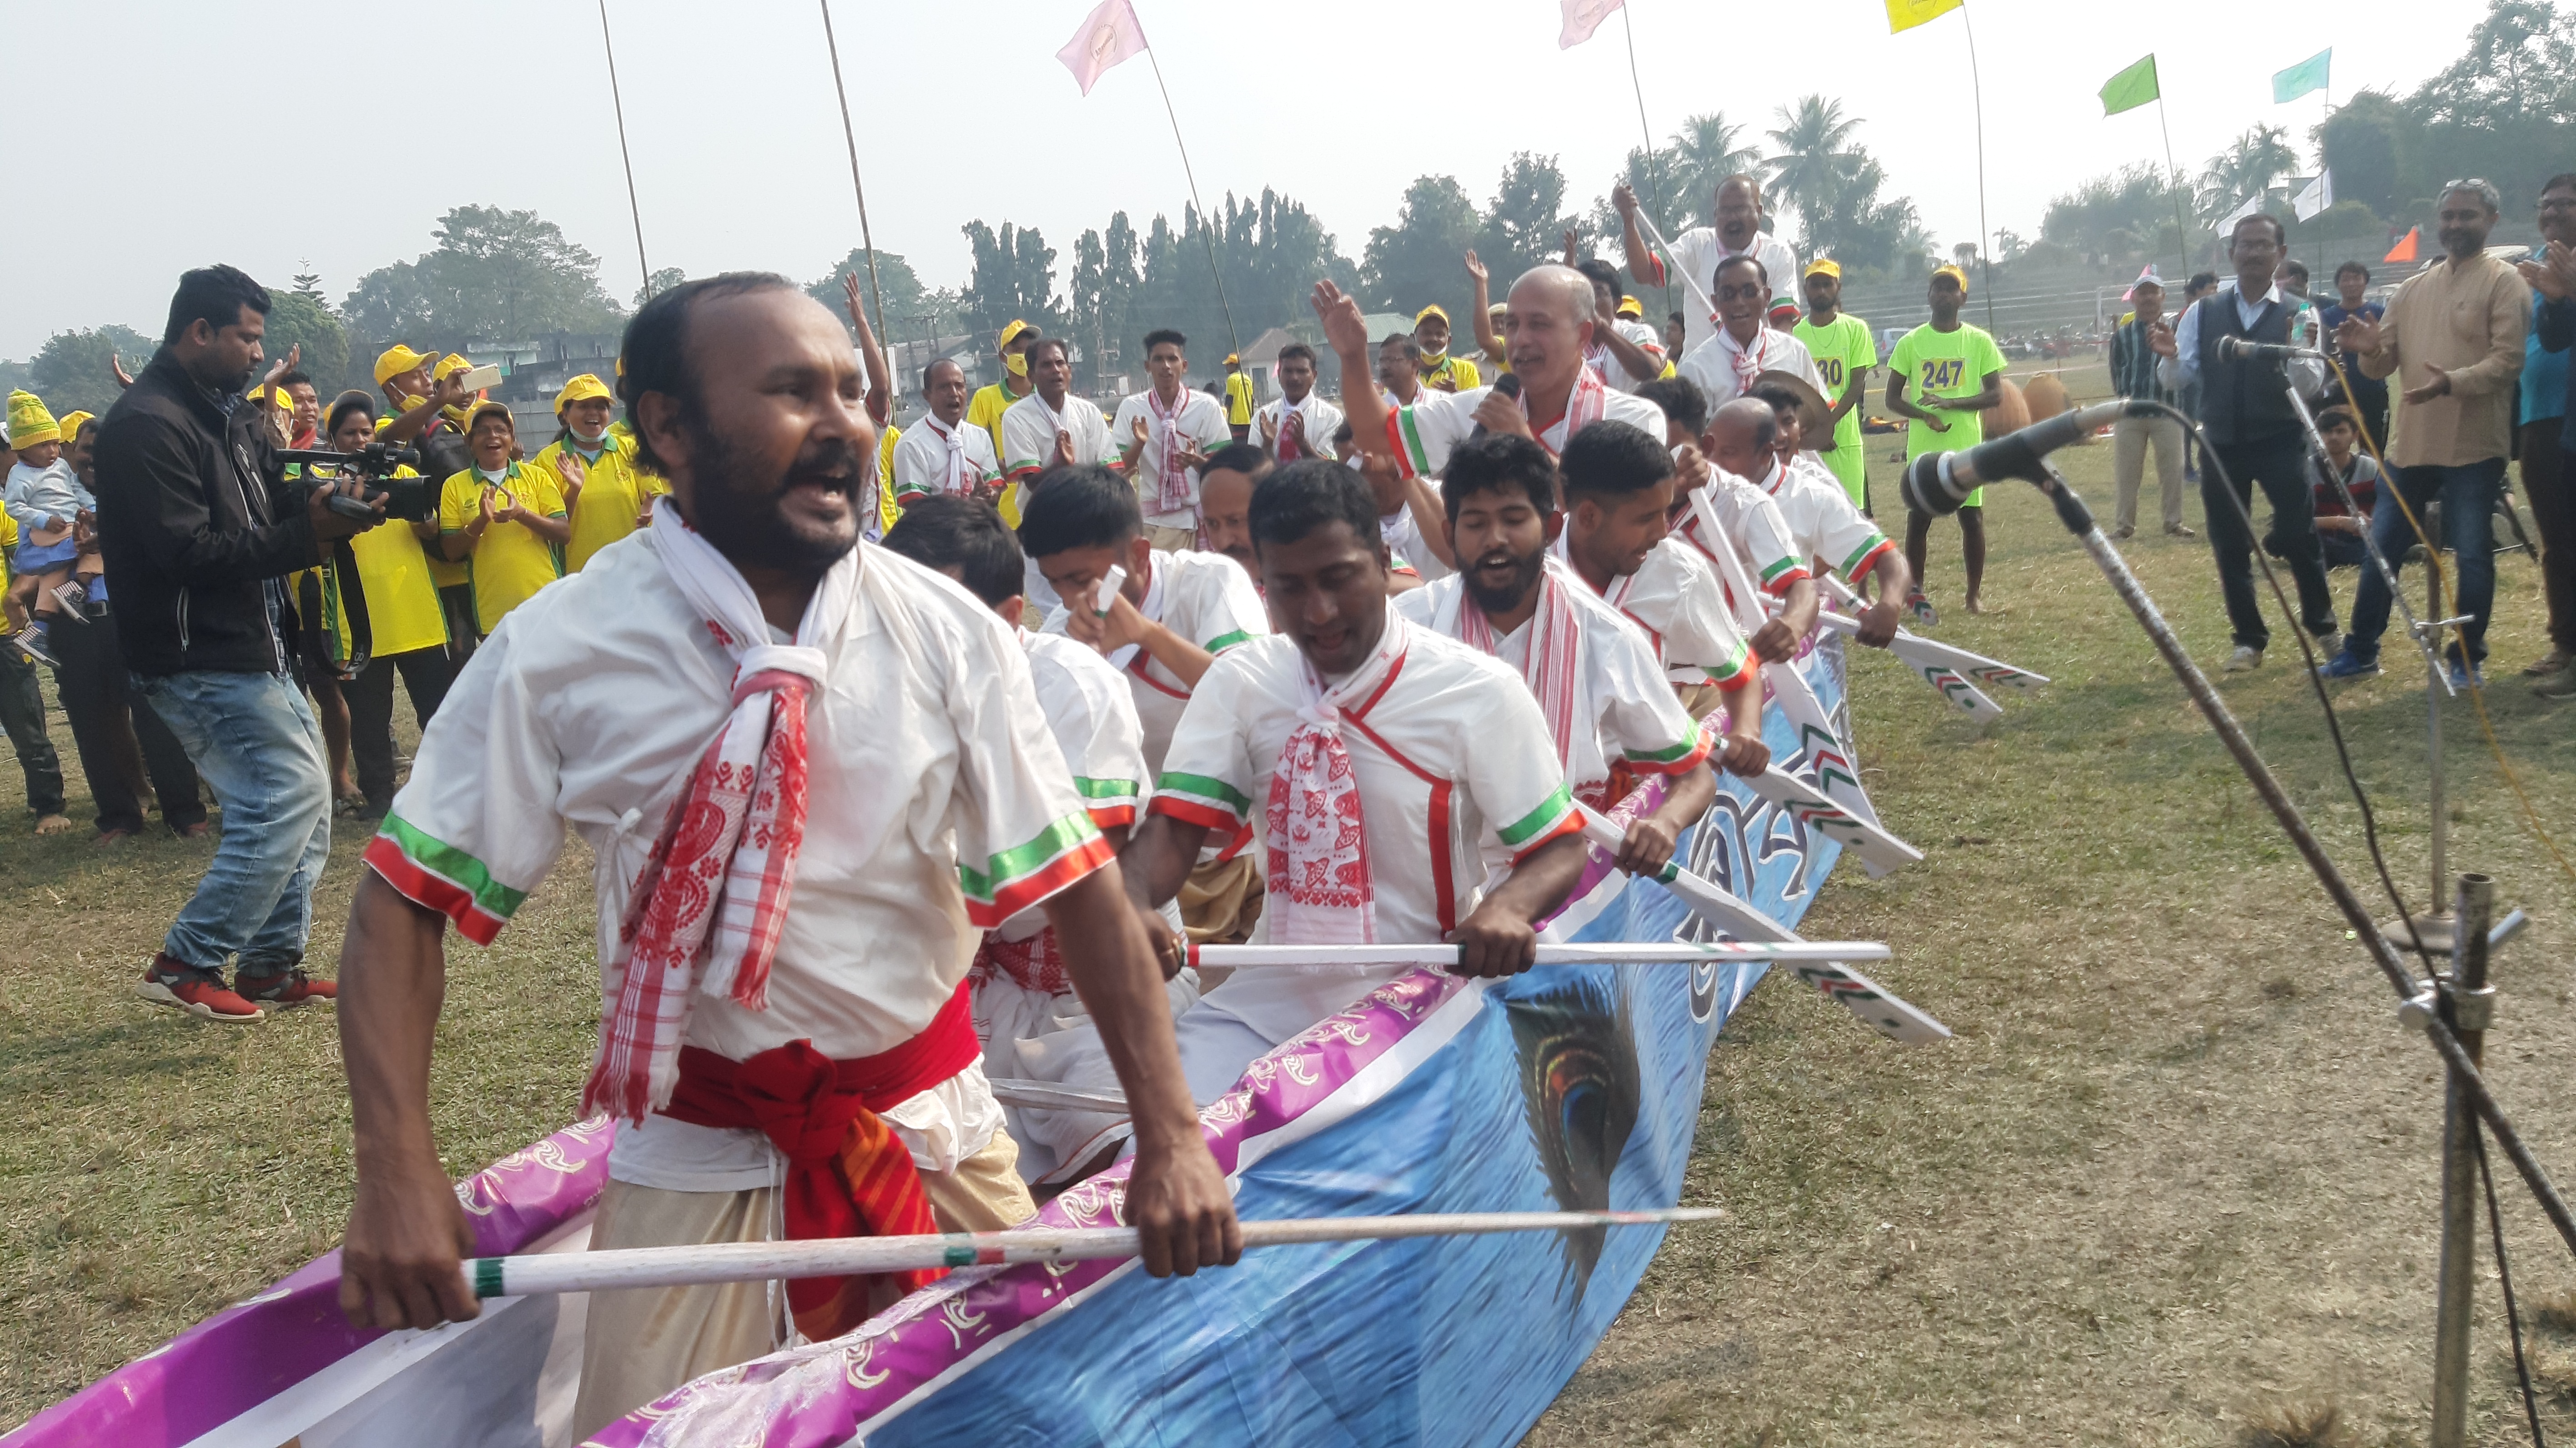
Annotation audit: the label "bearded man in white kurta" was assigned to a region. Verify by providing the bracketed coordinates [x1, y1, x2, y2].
[329, 277, 1238, 1439]
[1013, 461, 1592, 1174]
[1389, 432, 1726, 871]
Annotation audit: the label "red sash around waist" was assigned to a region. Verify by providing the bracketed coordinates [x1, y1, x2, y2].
[658, 982, 979, 1338]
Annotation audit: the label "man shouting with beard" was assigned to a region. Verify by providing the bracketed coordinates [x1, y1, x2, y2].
[331, 274, 1238, 1437]
[1394, 432, 1727, 875]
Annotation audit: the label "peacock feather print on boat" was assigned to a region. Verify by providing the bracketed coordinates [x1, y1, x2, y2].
[1509, 975, 1641, 1300]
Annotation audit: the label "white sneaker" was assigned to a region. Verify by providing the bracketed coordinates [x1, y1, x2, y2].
[2224, 645, 2263, 673]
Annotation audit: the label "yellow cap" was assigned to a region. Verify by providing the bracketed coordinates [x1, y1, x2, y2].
[465, 400, 514, 432]
[373, 344, 438, 387]
[7, 391, 60, 449]
[555, 373, 613, 412]
[1932, 263, 1969, 293]
[433, 353, 473, 381]
[1414, 304, 1449, 326]
[58, 410, 94, 446]
[1225, 354, 1240, 366]
[997, 319, 1034, 349]
[1615, 295, 1643, 318]
[1803, 258, 1842, 281]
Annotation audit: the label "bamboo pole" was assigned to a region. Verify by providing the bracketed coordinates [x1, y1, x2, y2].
[471, 1207, 1726, 1298]
[1193, 940, 1891, 969]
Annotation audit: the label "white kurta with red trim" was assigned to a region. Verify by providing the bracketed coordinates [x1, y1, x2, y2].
[1149, 629, 1581, 1043]
[1039, 548, 1268, 775]
[1382, 383, 1667, 480]
[365, 535, 1108, 1187]
[1758, 452, 1896, 583]
[1394, 564, 1711, 809]
[889, 414, 1001, 503]
[1560, 533, 1756, 689]
[1674, 471, 1810, 613]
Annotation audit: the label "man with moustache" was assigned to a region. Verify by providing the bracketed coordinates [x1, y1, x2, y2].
[330, 275, 1238, 1436]
[891, 356, 1004, 510]
[1194, 442, 1269, 583]
[1613, 173, 1800, 361]
[1251, 343, 1343, 463]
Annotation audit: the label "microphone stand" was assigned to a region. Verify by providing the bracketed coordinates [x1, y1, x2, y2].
[2284, 386, 2474, 950]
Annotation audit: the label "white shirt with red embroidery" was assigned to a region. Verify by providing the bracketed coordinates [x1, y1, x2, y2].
[1394, 563, 1711, 808]
[1040, 548, 1268, 774]
[1382, 383, 1667, 480]
[1756, 452, 1897, 583]
[1676, 323, 1826, 418]
[999, 391, 1114, 481]
[366, 537, 1106, 1188]
[1559, 533, 1756, 689]
[1254, 392, 1345, 461]
[1148, 628, 1580, 1042]
[1112, 386, 1235, 528]
[1650, 225, 1801, 358]
[890, 413, 1001, 503]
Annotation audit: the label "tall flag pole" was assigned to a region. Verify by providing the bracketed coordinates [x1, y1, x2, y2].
[818, 0, 888, 340]
[1059, 0, 1241, 359]
[1562, 0, 1671, 312]
[2098, 55, 2190, 285]
[1888, 0, 1994, 331]
[596, 0, 653, 303]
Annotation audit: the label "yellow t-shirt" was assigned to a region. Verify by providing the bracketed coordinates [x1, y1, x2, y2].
[533, 432, 667, 573]
[875, 426, 901, 537]
[439, 463, 568, 637]
[296, 464, 449, 664]
[1224, 372, 1255, 425]
[379, 412, 473, 590]
[966, 379, 1033, 460]
[1420, 353, 1481, 392]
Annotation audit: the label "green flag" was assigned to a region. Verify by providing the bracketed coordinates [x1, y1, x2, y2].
[2099, 54, 2160, 116]
[2273, 48, 2330, 103]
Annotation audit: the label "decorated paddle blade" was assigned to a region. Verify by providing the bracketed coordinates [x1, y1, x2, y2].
[1818, 575, 2050, 695]
[467, 1207, 1728, 1298]
[1743, 766, 1924, 874]
[1578, 809, 1947, 1045]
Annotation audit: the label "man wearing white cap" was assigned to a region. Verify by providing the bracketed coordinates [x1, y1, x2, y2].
[2107, 269, 2192, 541]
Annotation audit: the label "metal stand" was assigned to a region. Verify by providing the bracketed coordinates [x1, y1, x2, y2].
[2388, 568, 2478, 954]
[2430, 874, 2497, 1448]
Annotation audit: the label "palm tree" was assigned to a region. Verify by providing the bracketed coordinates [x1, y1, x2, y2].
[2198, 125, 2299, 221]
[1661, 112, 1762, 224]
[1764, 96, 1864, 249]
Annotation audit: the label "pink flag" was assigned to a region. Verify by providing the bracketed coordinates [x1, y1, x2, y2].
[1560, 0, 1624, 48]
[1059, 0, 1148, 96]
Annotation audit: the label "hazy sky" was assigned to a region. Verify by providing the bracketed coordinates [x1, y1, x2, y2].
[0, 0, 2482, 358]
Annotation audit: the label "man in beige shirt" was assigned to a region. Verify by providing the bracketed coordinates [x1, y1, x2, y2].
[2321, 180, 2528, 685]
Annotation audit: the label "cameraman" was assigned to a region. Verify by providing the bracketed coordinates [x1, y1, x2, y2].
[95, 265, 384, 1023]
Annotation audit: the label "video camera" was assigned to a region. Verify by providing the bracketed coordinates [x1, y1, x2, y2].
[278, 442, 436, 524]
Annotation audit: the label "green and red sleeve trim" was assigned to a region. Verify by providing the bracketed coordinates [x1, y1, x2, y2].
[1384, 407, 1434, 482]
[1839, 536, 1896, 583]
[1497, 782, 1581, 862]
[364, 814, 527, 946]
[1621, 721, 1715, 775]
[1200, 628, 1255, 655]
[959, 811, 1112, 929]
[1148, 769, 1253, 834]
[1074, 775, 1142, 831]
[1758, 556, 1811, 595]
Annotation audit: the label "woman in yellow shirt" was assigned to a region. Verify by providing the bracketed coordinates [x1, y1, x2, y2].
[308, 393, 456, 818]
[532, 373, 666, 572]
[439, 402, 570, 637]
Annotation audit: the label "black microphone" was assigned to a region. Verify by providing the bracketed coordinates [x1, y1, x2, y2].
[2215, 335, 2324, 363]
[1900, 399, 2143, 517]
[1468, 372, 1522, 438]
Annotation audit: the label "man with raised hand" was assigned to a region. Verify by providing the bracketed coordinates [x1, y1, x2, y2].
[1251, 343, 1343, 463]
[1116, 329, 1235, 552]
[1556, 417, 1768, 726]
[1791, 260, 1877, 511]
[891, 357, 1004, 513]
[1394, 432, 1726, 866]
[1571, 254, 1668, 392]
[1321, 266, 1666, 490]
[1678, 254, 1827, 422]
[1018, 461, 1590, 1167]
[334, 276, 1236, 1436]
[1614, 173, 1799, 361]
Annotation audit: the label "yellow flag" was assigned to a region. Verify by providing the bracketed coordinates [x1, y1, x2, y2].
[1886, 0, 1961, 32]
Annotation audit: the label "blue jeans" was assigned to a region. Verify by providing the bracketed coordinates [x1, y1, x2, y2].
[132, 669, 332, 973]
[2344, 458, 2506, 666]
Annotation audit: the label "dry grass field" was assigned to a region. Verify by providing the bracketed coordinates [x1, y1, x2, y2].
[5, 358, 2576, 1446]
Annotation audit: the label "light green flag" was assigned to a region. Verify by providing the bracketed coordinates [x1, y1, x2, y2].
[2273, 48, 2330, 103]
[2099, 54, 2159, 116]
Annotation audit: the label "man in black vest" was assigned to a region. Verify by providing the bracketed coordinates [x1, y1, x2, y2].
[2149, 212, 2338, 671]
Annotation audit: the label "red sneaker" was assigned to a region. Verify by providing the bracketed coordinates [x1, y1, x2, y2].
[236, 967, 337, 1010]
[136, 959, 265, 1023]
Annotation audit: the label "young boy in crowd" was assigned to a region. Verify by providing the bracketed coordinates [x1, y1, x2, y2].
[5, 392, 100, 660]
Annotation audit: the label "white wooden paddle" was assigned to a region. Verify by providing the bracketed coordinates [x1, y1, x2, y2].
[467, 1207, 1726, 1298]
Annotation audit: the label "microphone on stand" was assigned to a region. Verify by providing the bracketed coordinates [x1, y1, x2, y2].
[1899, 399, 2148, 518]
[2216, 335, 2328, 363]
